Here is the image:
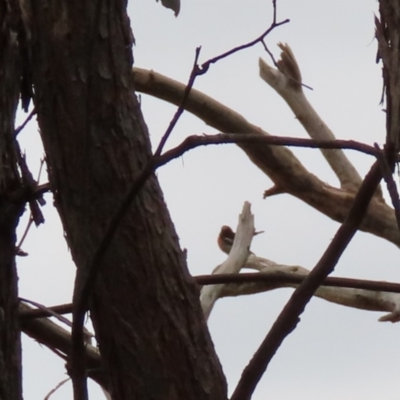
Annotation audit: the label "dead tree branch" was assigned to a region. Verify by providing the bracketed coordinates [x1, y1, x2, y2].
[199, 2, 289, 73]
[20, 303, 108, 393]
[259, 43, 364, 193]
[200, 202, 255, 319]
[132, 67, 399, 247]
[230, 161, 382, 400]
[200, 264, 400, 323]
[19, 268, 400, 322]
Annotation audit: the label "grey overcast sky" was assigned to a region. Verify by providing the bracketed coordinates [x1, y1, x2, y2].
[17, 1, 400, 399]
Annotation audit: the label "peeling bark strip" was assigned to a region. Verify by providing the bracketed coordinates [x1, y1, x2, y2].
[0, 1, 25, 399]
[26, 1, 227, 399]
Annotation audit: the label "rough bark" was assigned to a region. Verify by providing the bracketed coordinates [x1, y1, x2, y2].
[376, 0, 400, 155]
[26, 1, 226, 399]
[0, 1, 23, 399]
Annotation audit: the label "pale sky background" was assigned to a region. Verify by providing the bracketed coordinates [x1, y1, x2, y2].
[15, 1, 400, 399]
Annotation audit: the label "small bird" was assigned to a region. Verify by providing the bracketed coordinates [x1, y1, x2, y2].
[217, 225, 264, 255]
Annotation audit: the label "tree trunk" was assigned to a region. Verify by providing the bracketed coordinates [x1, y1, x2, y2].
[0, 1, 24, 399]
[26, 1, 227, 398]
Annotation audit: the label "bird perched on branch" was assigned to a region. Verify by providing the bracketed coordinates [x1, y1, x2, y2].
[217, 225, 264, 255]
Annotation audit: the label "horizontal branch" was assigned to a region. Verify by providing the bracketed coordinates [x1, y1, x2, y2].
[196, 272, 400, 293]
[157, 134, 379, 166]
[19, 303, 108, 390]
[20, 268, 400, 322]
[133, 67, 400, 247]
[20, 302, 74, 320]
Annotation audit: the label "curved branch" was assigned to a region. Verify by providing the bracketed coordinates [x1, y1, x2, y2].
[133, 67, 400, 246]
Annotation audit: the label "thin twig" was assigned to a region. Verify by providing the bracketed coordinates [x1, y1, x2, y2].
[13, 107, 36, 138]
[196, 272, 400, 293]
[200, 2, 289, 71]
[20, 302, 74, 319]
[262, 41, 279, 68]
[37, 157, 45, 182]
[15, 217, 33, 252]
[230, 161, 382, 400]
[153, 47, 201, 157]
[20, 298, 73, 328]
[157, 134, 379, 165]
[272, 0, 277, 23]
[44, 378, 70, 400]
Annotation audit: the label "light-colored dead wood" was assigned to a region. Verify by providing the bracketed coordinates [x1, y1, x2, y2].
[132, 67, 399, 247]
[200, 202, 255, 319]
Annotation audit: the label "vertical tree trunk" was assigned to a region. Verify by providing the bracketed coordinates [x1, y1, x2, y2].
[376, 0, 400, 158]
[0, 2, 23, 399]
[27, 1, 227, 398]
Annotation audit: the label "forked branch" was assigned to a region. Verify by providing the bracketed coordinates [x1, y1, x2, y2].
[133, 68, 399, 246]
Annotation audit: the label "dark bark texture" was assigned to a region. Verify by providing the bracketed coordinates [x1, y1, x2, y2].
[376, 0, 400, 154]
[26, 1, 227, 399]
[0, 1, 23, 399]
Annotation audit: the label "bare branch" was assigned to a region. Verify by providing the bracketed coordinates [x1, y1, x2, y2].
[20, 298, 73, 329]
[132, 67, 400, 247]
[230, 161, 382, 400]
[13, 107, 36, 138]
[374, 143, 400, 229]
[19, 303, 107, 390]
[200, 202, 255, 319]
[153, 47, 201, 157]
[158, 134, 379, 161]
[259, 44, 363, 192]
[20, 303, 73, 319]
[20, 270, 400, 322]
[44, 378, 70, 400]
[199, 2, 289, 72]
[198, 268, 400, 322]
